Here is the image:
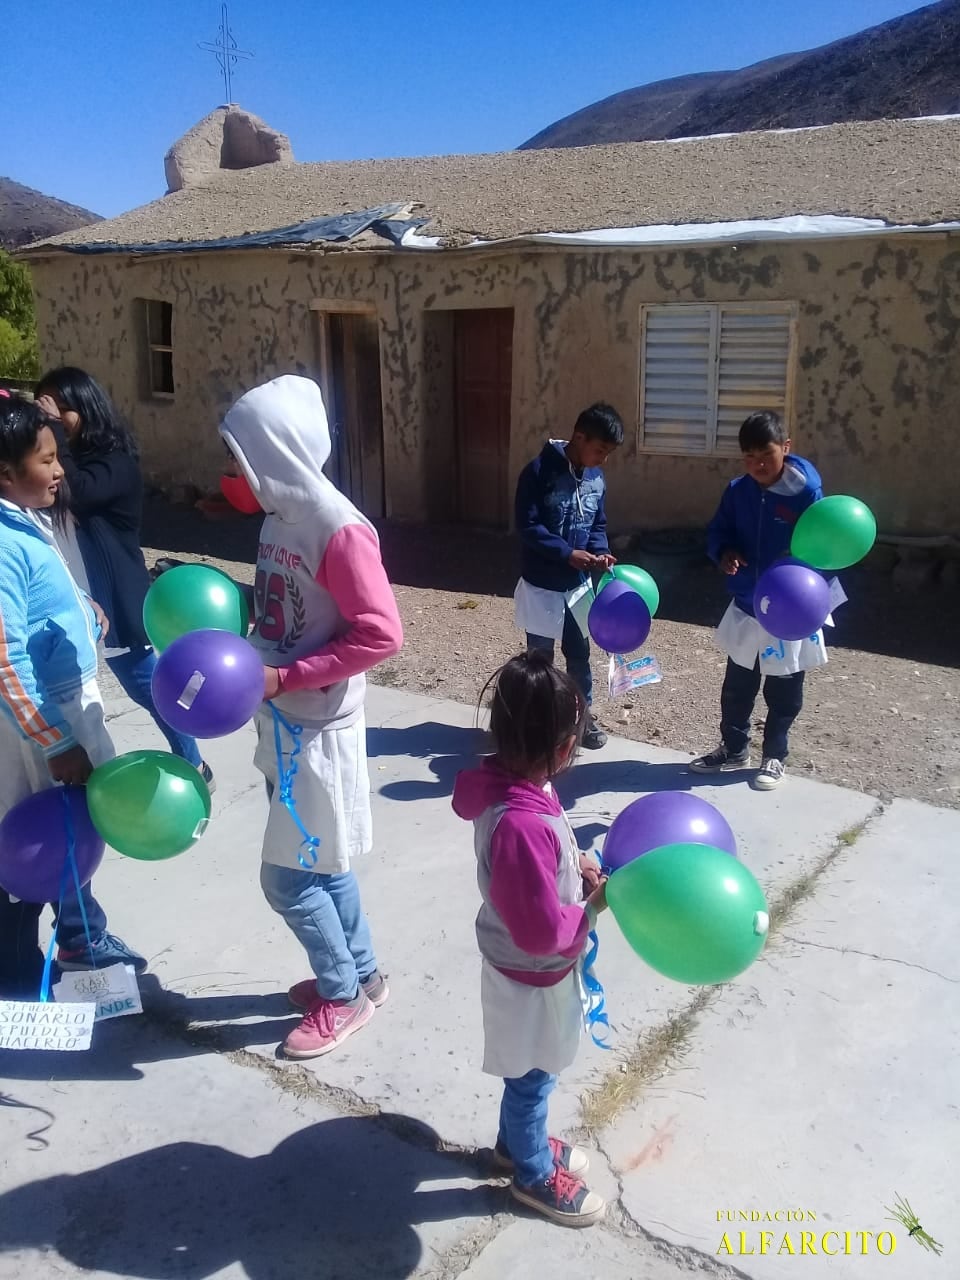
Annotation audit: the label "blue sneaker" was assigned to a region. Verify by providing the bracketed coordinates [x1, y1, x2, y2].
[57, 933, 148, 975]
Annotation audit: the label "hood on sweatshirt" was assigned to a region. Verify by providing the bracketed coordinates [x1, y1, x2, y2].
[768, 454, 821, 497]
[219, 375, 336, 524]
[452, 758, 560, 822]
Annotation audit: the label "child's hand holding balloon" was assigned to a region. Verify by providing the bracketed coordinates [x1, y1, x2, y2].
[47, 744, 95, 786]
[586, 878, 608, 915]
[579, 852, 602, 893]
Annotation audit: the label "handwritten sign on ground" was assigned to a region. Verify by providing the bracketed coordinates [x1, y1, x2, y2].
[0, 1000, 95, 1051]
[55, 963, 142, 1022]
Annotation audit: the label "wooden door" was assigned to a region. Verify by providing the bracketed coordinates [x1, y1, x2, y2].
[322, 312, 385, 517]
[453, 308, 513, 527]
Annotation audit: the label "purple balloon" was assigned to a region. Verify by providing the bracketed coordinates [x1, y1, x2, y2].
[152, 628, 265, 738]
[603, 791, 737, 872]
[753, 558, 831, 642]
[0, 786, 105, 903]
[588, 580, 652, 654]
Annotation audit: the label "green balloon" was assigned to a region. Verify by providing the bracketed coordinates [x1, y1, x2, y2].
[607, 842, 769, 984]
[597, 564, 660, 617]
[87, 751, 212, 861]
[143, 564, 250, 652]
[790, 495, 877, 571]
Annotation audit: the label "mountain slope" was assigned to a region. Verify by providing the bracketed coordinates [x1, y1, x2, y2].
[521, 0, 960, 149]
[0, 178, 101, 250]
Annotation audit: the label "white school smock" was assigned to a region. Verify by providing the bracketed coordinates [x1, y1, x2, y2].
[480, 807, 589, 1079]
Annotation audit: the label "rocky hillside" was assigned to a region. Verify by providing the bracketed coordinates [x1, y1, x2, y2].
[0, 178, 101, 250]
[521, 0, 960, 148]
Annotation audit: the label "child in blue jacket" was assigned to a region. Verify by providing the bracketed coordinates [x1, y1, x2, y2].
[691, 411, 825, 790]
[0, 395, 144, 997]
[514, 404, 623, 750]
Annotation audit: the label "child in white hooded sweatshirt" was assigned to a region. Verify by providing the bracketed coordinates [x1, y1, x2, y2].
[219, 376, 403, 1059]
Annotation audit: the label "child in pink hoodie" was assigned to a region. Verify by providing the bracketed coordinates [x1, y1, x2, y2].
[452, 652, 608, 1228]
[219, 376, 403, 1060]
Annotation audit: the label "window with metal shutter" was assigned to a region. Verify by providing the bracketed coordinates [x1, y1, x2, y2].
[716, 307, 794, 455]
[639, 303, 795, 455]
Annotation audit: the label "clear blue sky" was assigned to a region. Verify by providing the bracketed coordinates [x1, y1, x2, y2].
[11, 0, 925, 218]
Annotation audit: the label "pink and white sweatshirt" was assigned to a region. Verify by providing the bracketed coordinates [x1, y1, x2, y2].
[453, 759, 590, 988]
[219, 376, 402, 728]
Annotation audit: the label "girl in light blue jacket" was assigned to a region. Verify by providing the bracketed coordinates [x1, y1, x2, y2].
[0, 395, 144, 997]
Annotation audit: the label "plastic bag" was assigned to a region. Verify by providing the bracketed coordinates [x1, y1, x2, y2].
[608, 653, 662, 698]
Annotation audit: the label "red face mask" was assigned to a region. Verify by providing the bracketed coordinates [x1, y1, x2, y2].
[220, 471, 261, 514]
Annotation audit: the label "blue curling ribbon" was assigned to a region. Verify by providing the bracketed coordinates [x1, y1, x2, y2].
[39, 790, 96, 1003]
[582, 928, 612, 1050]
[270, 704, 321, 869]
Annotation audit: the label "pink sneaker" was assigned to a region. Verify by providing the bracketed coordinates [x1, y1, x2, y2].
[288, 970, 389, 1011]
[283, 994, 374, 1059]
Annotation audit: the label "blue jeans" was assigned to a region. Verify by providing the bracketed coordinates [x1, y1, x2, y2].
[54, 882, 108, 951]
[108, 647, 202, 766]
[527, 608, 593, 707]
[259, 863, 377, 1002]
[498, 1069, 558, 1186]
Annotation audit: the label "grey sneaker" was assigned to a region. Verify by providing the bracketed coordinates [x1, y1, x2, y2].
[57, 933, 147, 974]
[754, 757, 785, 790]
[288, 969, 389, 1011]
[689, 744, 751, 773]
[582, 718, 607, 750]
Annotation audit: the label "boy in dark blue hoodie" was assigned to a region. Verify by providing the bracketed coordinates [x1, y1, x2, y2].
[514, 404, 624, 749]
[691, 411, 825, 790]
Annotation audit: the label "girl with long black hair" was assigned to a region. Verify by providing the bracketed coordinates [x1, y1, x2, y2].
[35, 368, 213, 788]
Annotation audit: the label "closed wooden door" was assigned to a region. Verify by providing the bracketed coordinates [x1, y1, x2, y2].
[453, 308, 513, 527]
[322, 311, 385, 518]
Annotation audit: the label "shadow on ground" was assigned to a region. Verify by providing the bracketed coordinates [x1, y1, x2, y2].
[0, 1116, 499, 1279]
[366, 722, 755, 814]
[368, 722, 489, 801]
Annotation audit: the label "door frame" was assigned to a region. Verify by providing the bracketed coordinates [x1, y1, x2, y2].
[310, 300, 385, 517]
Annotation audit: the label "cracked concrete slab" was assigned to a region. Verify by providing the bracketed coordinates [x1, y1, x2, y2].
[86, 686, 877, 1154]
[602, 799, 960, 1278]
[457, 1217, 737, 1279]
[0, 1018, 500, 1279]
[9, 686, 947, 1280]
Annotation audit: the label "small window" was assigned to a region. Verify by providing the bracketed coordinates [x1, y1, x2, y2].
[639, 303, 796, 455]
[141, 300, 174, 398]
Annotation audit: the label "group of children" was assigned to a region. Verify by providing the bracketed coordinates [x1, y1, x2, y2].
[0, 374, 825, 1230]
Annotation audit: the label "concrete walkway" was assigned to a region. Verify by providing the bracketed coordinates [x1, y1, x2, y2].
[0, 685, 956, 1279]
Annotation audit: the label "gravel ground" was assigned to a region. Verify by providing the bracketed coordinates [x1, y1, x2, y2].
[140, 499, 960, 811]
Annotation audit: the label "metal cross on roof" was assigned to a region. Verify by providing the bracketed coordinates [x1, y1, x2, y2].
[198, 4, 253, 105]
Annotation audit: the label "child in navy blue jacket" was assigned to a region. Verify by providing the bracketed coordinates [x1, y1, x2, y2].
[513, 404, 624, 750]
[691, 411, 825, 790]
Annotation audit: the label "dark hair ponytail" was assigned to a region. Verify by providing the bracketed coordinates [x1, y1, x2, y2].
[481, 651, 585, 779]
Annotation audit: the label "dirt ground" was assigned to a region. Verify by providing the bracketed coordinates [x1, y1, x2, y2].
[142, 498, 960, 811]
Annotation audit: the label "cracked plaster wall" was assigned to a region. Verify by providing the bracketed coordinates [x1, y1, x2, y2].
[28, 233, 960, 533]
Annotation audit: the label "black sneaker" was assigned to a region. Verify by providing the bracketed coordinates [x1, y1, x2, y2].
[582, 718, 607, 750]
[199, 761, 217, 793]
[689, 743, 751, 773]
[510, 1166, 606, 1227]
